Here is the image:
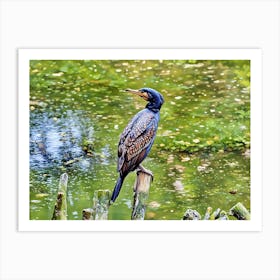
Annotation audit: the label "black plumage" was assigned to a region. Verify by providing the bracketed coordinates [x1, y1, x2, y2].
[110, 88, 164, 203]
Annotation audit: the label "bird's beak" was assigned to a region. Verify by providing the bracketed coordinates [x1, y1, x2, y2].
[125, 88, 149, 101]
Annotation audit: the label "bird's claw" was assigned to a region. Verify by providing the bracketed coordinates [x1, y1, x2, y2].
[137, 165, 154, 181]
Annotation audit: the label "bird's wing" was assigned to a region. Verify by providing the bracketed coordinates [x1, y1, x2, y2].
[118, 111, 157, 173]
[125, 116, 156, 161]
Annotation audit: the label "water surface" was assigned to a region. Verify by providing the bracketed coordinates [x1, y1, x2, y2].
[29, 60, 250, 220]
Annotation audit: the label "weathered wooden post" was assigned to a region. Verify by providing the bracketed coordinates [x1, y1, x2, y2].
[92, 190, 110, 220]
[210, 208, 221, 220]
[229, 202, 251, 220]
[82, 190, 110, 220]
[217, 210, 229, 220]
[131, 171, 152, 220]
[203, 206, 213, 220]
[183, 209, 201, 220]
[52, 173, 68, 220]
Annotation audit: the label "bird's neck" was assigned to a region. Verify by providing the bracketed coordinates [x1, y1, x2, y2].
[146, 102, 161, 113]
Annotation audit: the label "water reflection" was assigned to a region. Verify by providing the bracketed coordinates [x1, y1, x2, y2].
[30, 110, 92, 170]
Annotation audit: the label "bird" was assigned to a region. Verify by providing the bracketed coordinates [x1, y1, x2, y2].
[110, 87, 164, 203]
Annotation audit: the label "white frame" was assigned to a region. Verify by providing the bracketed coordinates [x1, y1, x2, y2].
[18, 48, 262, 232]
[1, 1, 279, 279]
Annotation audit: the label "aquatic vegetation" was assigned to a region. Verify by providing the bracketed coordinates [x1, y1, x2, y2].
[29, 60, 250, 220]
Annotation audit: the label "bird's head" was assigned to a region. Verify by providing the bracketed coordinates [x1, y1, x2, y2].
[125, 87, 164, 112]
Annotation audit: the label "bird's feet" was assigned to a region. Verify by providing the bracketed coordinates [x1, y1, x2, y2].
[136, 164, 154, 181]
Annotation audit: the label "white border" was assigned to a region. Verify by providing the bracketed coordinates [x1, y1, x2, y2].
[18, 49, 262, 231]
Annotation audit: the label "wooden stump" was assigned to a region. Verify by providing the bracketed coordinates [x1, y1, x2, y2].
[203, 207, 213, 220]
[229, 202, 251, 220]
[217, 210, 229, 220]
[82, 190, 110, 220]
[52, 173, 68, 220]
[183, 209, 201, 220]
[210, 208, 221, 220]
[131, 171, 152, 220]
[92, 190, 110, 220]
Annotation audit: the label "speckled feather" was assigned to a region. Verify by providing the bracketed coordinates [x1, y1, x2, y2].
[118, 108, 158, 176]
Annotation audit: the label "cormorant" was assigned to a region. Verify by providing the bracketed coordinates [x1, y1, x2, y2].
[110, 88, 164, 203]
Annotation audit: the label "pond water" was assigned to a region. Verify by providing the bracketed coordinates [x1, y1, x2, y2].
[29, 60, 250, 220]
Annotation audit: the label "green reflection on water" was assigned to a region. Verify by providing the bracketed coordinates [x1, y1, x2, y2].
[29, 59, 250, 220]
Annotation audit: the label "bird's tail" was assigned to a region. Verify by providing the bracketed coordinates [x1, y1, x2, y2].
[110, 176, 124, 203]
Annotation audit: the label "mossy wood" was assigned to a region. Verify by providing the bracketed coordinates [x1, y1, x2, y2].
[92, 190, 110, 220]
[217, 210, 229, 220]
[229, 202, 251, 220]
[184, 203, 247, 221]
[131, 171, 152, 220]
[183, 209, 201, 220]
[210, 208, 221, 220]
[203, 207, 212, 220]
[52, 173, 68, 220]
[82, 190, 110, 220]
